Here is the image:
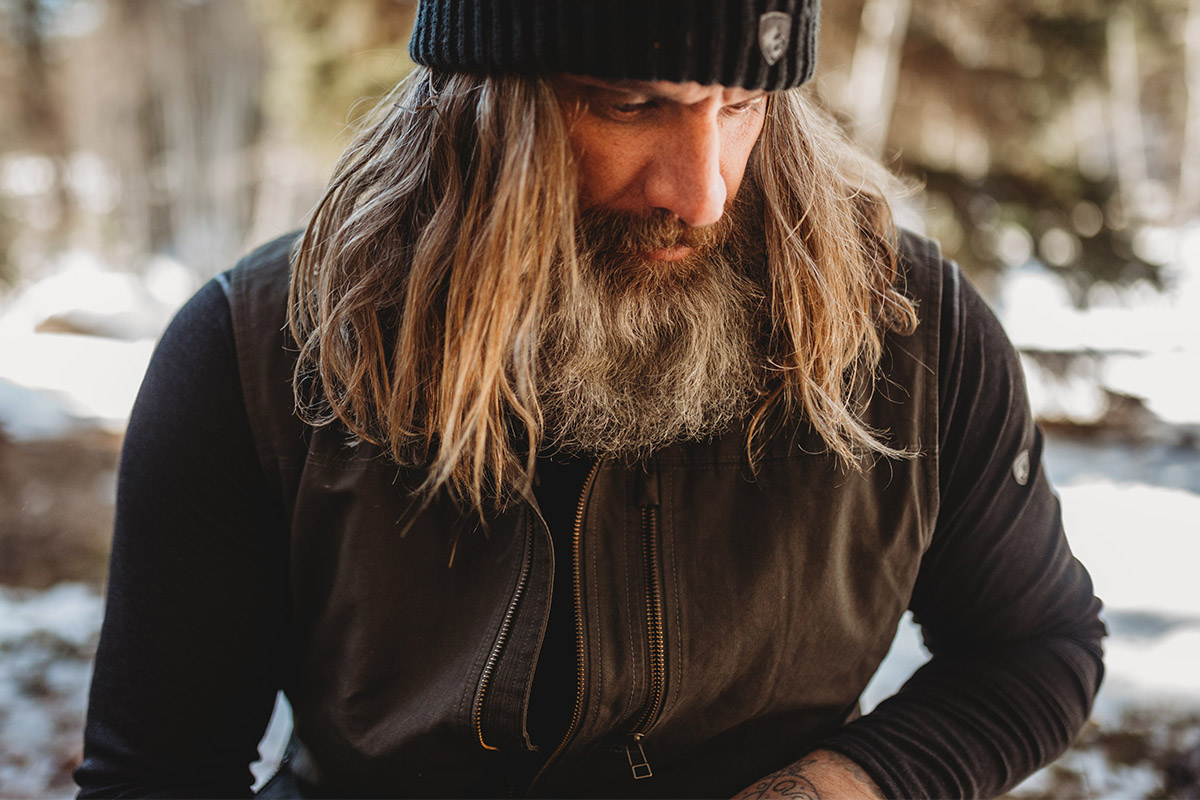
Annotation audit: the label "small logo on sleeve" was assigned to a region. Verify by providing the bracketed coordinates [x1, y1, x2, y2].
[1012, 450, 1031, 486]
[758, 12, 792, 66]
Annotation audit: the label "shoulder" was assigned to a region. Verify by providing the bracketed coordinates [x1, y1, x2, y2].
[890, 227, 1018, 398]
[216, 230, 302, 326]
[894, 227, 949, 314]
[226, 229, 300, 276]
[213, 231, 308, 491]
[876, 228, 949, 410]
[214, 229, 302, 391]
[892, 227, 1012, 363]
[896, 227, 944, 276]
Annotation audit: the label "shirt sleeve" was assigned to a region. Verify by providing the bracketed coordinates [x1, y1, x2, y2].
[75, 280, 289, 798]
[818, 260, 1106, 798]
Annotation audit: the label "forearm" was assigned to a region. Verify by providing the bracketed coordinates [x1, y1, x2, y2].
[734, 750, 883, 800]
[818, 635, 1103, 799]
[76, 281, 284, 796]
[848, 259, 1105, 798]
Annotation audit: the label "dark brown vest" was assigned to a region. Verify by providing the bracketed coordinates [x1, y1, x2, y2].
[223, 231, 943, 797]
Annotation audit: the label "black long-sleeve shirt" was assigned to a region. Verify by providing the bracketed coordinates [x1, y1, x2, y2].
[76, 257, 1104, 798]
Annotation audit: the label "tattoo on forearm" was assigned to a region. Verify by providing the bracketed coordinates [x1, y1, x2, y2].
[735, 750, 883, 800]
[741, 761, 824, 799]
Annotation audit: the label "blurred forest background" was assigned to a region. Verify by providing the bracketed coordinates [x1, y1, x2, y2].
[1, 0, 1198, 797]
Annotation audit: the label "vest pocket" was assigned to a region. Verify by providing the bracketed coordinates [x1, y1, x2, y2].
[473, 512, 554, 753]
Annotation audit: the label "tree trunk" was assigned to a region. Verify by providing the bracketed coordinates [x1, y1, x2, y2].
[10, 0, 74, 245]
[1177, 0, 1200, 223]
[1107, 7, 1151, 223]
[843, 0, 913, 158]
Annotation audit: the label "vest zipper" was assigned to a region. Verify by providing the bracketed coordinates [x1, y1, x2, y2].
[472, 514, 535, 751]
[527, 457, 602, 791]
[624, 504, 666, 779]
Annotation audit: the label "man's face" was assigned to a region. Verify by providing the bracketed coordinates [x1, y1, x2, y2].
[537, 78, 769, 457]
[554, 76, 767, 253]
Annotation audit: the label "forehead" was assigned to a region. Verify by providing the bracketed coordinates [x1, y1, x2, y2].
[555, 75, 767, 106]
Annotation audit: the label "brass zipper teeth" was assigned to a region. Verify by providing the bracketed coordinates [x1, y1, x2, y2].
[630, 505, 666, 735]
[472, 515, 534, 751]
[528, 457, 603, 790]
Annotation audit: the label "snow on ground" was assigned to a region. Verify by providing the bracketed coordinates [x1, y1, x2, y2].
[1060, 481, 1200, 726]
[0, 333, 155, 435]
[0, 250, 194, 438]
[0, 585, 102, 798]
[0, 380, 88, 442]
[997, 224, 1200, 430]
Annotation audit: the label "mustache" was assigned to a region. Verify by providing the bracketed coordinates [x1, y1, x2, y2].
[575, 205, 739, 255]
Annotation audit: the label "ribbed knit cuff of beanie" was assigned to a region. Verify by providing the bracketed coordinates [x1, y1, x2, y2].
[409, 0, 820, 91]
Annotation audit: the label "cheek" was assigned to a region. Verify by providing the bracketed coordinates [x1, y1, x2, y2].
[575, 150, 612, 206]
[722, 113, 766, 198]
[566, 118, 639, 208]
[574, 137, 646, 208]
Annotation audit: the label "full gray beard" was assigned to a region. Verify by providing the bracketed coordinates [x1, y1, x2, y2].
[537, 217, 766, 459]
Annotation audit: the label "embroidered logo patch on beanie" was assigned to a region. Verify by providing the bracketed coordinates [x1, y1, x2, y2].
[758, 12, 792, 66]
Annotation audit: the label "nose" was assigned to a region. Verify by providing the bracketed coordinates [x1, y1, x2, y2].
[642, 116, 727, 228]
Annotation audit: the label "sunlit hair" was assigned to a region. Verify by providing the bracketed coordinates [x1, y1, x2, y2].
[748, 88, 919, 464]
[289, 66, 918, 511]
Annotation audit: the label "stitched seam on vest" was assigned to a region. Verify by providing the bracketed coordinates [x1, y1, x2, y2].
[228, 266, 282, 490]
[619, 478, 638, 725]
[921, 236, 944, 540]
[665, 468, 685, 724]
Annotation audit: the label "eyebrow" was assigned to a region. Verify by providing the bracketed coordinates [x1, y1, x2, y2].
[598, 80, 660, 93]
[569, 78, 659, 97]
[568, 78, 765, 105]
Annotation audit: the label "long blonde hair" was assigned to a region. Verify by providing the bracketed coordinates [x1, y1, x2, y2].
[289, 67, 917, 510]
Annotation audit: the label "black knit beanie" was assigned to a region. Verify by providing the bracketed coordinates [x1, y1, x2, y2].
[409, 0, 820, 92]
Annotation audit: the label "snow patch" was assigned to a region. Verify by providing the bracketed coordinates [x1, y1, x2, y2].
[0, 332, 155, 433]
[1059, 482, 1200, 619]
[994, 235, 1200, 430]
[0, 584, 104, 649]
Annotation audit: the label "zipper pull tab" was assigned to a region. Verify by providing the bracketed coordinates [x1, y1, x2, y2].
[625, 733, 653, 780]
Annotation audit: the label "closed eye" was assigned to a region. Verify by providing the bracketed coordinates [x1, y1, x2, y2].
[724, 97, 765, 115]
[610, 99, 660, 116]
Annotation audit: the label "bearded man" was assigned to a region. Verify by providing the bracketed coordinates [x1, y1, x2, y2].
[77, 0, 1105, 798]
